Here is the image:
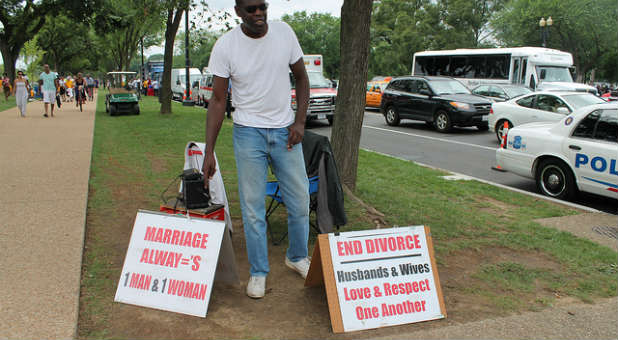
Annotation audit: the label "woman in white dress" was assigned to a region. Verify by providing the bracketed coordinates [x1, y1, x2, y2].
[12, 71, 31, 117]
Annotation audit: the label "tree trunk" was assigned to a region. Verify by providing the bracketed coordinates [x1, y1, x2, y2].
[0, 43, 18, 82]
[330, 0, 374, 191]
[160, 7, 185, 114]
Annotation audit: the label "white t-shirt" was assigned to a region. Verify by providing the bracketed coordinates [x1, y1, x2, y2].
[208, 21, 304, 128]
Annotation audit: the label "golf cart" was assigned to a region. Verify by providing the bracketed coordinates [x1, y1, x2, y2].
[105, 71, 140, 115]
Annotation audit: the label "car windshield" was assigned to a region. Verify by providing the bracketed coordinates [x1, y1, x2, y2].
[561, 94, 606, 109]
[536, 66, 573, 83]
[504, 86, 532, 98]
[428, 79, 470, 95]
[290, 71, 332, 89]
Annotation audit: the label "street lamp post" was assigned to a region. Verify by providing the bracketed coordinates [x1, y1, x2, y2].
[183, 6, 194, 106]
[539, 16, 553, 48]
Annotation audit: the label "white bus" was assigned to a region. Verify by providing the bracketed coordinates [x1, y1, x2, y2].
[412, 47, 597, 94]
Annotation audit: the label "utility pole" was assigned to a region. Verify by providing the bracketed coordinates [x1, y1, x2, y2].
[183, 5, 194, 106]
[141, 36, 145, 81]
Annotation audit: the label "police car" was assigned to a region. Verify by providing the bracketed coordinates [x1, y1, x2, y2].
[496, 103, 617, 200]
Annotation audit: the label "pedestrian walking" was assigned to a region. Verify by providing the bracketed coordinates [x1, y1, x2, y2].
[39, 64, 59, 118]
[202, 0, 311, 299]
[12, 70, 31, 117]
[65, 76, 74, 102]
[2, 73, 11, 102]
[58, 76, 67, 102]
[86, 74, 95, 101]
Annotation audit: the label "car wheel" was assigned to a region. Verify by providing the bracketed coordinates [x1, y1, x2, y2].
[109, 104, 117, 116]
[385, 106, 400, 126]
[134, 104, 140, 115]
[327, 116, 334, 126]
[536, 158, 576, 199]
[434, 110, 452, 133]
[496, 119, 512, 143]
[105, 101, 109, 113]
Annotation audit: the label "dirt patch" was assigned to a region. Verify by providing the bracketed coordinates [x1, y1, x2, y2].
[146, 152, 169, 174]
[474, 195, 516, 219]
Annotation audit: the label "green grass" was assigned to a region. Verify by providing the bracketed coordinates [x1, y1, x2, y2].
[79, 92, 618, 338]
[0, 97, 16, 112]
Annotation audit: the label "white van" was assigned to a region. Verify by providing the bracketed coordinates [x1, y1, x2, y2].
[198, 67, 214, 107]
[171, 68, 202, 101]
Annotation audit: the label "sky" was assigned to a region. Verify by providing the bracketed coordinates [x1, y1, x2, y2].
[145, 0, 344, 56]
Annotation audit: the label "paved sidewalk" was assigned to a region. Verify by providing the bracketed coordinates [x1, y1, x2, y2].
[0, 97, 96, 339]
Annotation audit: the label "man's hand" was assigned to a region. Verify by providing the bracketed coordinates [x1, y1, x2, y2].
[287, 122, 304, 150]
[202, 152, 217, 188]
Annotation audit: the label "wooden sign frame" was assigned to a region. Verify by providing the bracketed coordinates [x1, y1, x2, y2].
[305, 226, 446, 333]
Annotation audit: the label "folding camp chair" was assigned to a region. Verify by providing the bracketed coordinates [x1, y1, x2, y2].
[266, 176, 319, 245]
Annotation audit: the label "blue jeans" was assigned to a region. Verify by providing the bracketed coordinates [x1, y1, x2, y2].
[233, 124, 310, 277]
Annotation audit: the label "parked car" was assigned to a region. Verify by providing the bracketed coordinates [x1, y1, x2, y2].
[471, 84, 532, 102]
[496, 103, 617, 200]
[366, 78, 391, 109]
[380, 76, 492, 132]
[489, 91, 606, 142]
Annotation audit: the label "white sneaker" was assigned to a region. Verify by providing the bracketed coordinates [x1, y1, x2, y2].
[285, 257, 311, 279]
[246, 276, 266, 299]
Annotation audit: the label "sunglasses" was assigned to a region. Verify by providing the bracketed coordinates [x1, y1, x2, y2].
[244, 2, 268, 13]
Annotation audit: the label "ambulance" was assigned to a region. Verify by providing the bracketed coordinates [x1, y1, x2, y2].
[496, 103, 617, 200]
[197, 67, 214, 107]
[291, 54, 338, 125]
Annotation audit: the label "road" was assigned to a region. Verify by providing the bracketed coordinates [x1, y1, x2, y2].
[307, 110, 617, 215]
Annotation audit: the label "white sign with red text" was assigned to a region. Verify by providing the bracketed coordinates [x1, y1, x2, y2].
[114, 210, 225, 317]
[328, 226, 445, 332]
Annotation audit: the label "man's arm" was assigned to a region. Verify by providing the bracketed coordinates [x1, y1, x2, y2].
[288, 58, 309, 150]
[202, 75, 229, 184]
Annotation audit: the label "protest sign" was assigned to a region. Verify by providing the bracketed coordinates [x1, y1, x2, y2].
[306, 226, 446, 333]
[114, 210, 225, 317]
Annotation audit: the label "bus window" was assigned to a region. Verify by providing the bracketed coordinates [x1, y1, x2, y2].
[414, 56, 432, 76]
[452, 56, 467, 77]
[521, 59, 527, 85]
[435, 57, 450, 76]
[512, 58, 520, 84]
[468, 56, 486, 78]
[487, 55, 509, 79]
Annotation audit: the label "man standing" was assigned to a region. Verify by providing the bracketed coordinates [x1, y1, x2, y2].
[39, 64, 59, 118]
[202, 0, 310, 299]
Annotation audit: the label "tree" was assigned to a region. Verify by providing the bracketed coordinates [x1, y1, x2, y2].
[491, 0, 617, 82]
[330, 0, 373, 191]
[0, 0, 95, 81]
[159, 0, 188, 114]
[369, 0, 432, 78]
[20, 37, 45, 80]
[172, 29, 219, 69]
[94, 0, 165, 72]
[282, 11, 341, 79]
[36, 14, 95, 73]
[159, 0, 233, 114]
[437, 0, 506, 48]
